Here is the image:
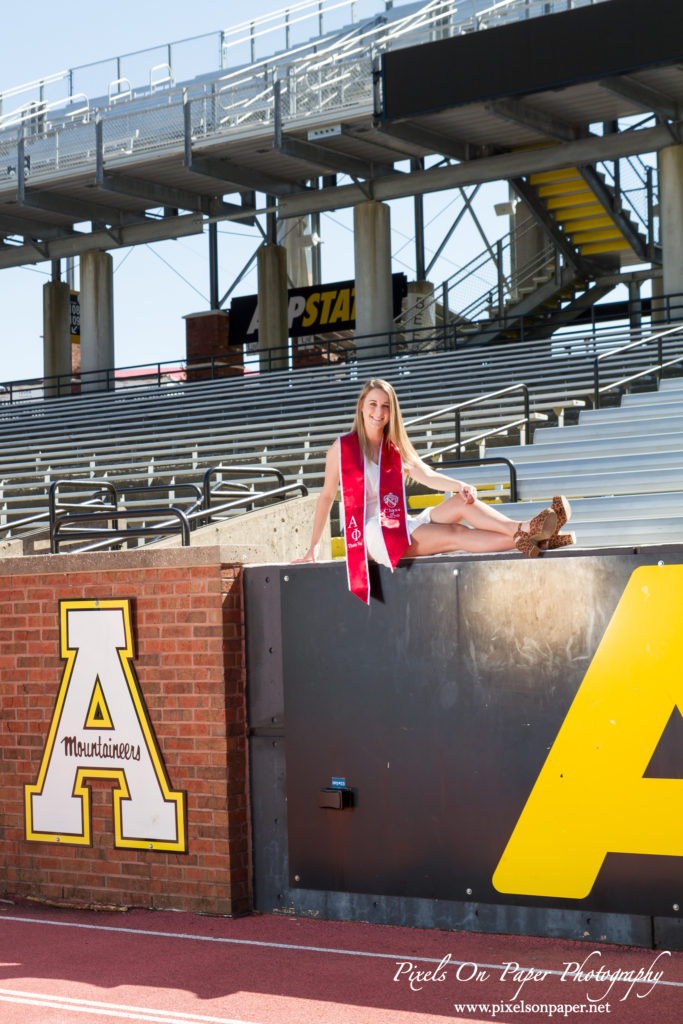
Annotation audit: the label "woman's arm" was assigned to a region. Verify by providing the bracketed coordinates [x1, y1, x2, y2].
[293, 442, 341, 562]
[406, 456, 477, 504]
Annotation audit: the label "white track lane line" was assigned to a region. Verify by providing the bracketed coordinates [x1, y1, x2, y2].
[0, 988, 267, 1024]
[1, 913, 681, 991]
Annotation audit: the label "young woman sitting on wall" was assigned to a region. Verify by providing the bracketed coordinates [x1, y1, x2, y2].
[295, 378, 574, 602]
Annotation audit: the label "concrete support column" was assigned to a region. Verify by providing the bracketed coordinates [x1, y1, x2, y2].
[80, 250, 114, 391]
[651, 273, 665, 325]
[277, 215, 313, 288]
[42, 280, 71, 397]
[404, 280, 435, 346]
[510, 192, 548, 306]
[628, 280, 642, 336]
[256, 243, 288, 371]
[658, 145, 683, 319]
[353, 200, 393, 351]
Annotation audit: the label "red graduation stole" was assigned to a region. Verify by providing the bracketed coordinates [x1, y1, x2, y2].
[338, 431, 410, 603]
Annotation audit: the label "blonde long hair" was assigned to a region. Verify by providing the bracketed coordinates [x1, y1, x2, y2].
[351, 379, 419, 468]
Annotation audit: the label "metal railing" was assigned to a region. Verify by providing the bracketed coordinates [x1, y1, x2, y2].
[48, 478, 117, 522]
[194, 482, 309, 526]
[203, 463, 286, 508]
[406, 382, 533, 456]
[51, 507, 192, 553]
[1, 2, 606, 134]
[598, 144, 658, 245]
[593, 323, 683, 409]
[3, 299, 683, 407]
[200, 463, 308, 524]
[0, 0, 607, 168]
[42, 466, 307, 554]
[427, 454, 519, 501]
[47, 478, 203, 552]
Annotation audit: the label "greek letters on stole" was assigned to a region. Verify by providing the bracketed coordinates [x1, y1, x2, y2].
[338, 432, 410, 603]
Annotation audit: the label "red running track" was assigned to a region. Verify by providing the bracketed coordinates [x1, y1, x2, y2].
[0, 898, 681, 1024]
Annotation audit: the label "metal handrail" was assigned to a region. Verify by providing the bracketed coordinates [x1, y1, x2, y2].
[48, 480, 206, 552]
[1, 0, 579, 132]
[593, 323, 683, 408]
[427, 455, 518, 503]
[118, 482, 204, 518]
[202, 464, 287, 511]
[0, 479, 118, 541]
[51, 507, 191, 553]
[406, 382, 532, 450]
[48, 479, 119, 546]
[4, 299, 683, 405]
[425, 417, 538, 462]
[0, 507, 51, 537]
[190, 482, 308, 525]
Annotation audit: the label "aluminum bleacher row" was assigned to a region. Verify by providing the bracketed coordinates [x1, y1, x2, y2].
[1, 325, 682, 554]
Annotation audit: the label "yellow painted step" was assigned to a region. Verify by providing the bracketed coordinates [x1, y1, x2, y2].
[564, 215, 616, 234]
[546, 193, 601, 210]
[537, 181, 593, 199]
[553, 202, 606, 221]
[408, 494, 445, 509]
[573, 226, 624, 245]
[580, 238, 632, 255]
[529, 168, 583, 186]
[331, 536, 346, 558]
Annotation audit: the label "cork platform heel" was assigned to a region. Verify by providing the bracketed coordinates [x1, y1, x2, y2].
[514, 508, 557, 558]
[541, 496, 574, 549]
[544, 531, 576, 549]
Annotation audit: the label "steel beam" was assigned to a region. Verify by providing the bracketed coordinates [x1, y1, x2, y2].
[377, 120, 474, 161]
[97, 170, 247, 220]
[277, 134, 391, 180]
[278, 123, 679, 218]
[0, 212, 205, 269]
[485, 98, 586, 142]
[186, 153, 296, 197]
[0, 210, 72, 239]
[183, 98, 297, 197]
[599, 76, 680, 121]
[18, 189, 130, 227]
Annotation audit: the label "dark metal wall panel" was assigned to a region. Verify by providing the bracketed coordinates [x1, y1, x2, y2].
[245, 548, 683, 946]
[243, 566, 288, 912]
[381, 0, 683, 120]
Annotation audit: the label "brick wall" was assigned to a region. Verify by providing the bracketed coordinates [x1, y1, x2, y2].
[0, 548, 250, 916]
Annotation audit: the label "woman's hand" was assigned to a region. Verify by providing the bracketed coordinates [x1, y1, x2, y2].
[292, 547, 317, 564]
[460, 483, 477, 504]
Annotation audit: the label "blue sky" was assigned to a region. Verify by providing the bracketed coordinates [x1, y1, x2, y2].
[0, 0, 506, 382]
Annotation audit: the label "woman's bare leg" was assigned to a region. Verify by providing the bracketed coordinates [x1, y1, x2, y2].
[427, 493, 527, 539]
[405, 520, 515, 556]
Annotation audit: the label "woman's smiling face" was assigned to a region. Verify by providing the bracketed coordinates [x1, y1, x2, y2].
[361, 387, 391, 437]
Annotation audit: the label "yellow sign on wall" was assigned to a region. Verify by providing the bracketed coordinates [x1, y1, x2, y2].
[493, 565, 683, 898]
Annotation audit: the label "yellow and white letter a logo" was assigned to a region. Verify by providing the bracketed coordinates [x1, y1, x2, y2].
[493, 565, 683, 899]
[25, 599, 187, 852]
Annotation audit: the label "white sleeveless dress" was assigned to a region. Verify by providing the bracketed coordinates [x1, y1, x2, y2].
[363, 458, 432, 567]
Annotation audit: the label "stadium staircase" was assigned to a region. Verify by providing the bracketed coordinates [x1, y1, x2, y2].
[1, 323, 682, 557]
[459, 160, 653, 346]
